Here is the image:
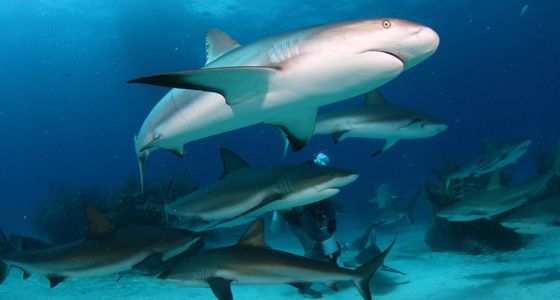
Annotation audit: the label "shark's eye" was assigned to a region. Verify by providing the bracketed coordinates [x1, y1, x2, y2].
[382, 20, 392, 29]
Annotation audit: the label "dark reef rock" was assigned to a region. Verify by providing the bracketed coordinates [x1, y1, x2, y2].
[33, 175, 198, 244]
[425, 212, 526, 254]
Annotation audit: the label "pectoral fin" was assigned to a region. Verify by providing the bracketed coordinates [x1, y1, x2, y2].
[132, 254, 163, 271]
[207, 277, 233, 300]
[266, 108, 317, 152]
[128, 66, 278, 105]
[372, 138, 399, 157]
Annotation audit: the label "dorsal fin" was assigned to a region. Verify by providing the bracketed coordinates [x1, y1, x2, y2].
[219, 148, 250, 179]
[486, 171, 502, 190]
[205, 29, 241, 65]
[84, 205, 115, 239]
[481, 138, 494, 151]
[363, 90, 388, 105]
[237, 218, 267, 247]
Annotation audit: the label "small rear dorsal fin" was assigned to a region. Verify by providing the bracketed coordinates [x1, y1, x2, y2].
[363, 90, 388, 105]
[237, 218, 268, 247]
[219, 148, 250, 179]
[84, 205, 115, 239]
[481, 138, 494, 151]
[205, 29, 241, 65]
[486, 171, 502, 190]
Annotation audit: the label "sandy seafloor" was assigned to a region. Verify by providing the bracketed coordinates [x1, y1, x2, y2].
[1, 221, 559, 300]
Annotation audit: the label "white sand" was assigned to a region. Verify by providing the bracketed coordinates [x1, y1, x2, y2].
[1, 225, 559, 300]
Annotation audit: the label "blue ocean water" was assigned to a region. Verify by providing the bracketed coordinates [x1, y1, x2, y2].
[1, 0, 556, 234]
[0, 1, 559, 298]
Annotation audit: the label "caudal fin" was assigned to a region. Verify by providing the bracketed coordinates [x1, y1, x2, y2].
[405, 190, 421, 226]
[352, 237, 396, 300]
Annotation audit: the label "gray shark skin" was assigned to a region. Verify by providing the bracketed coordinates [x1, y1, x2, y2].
[438, 146, 560, 222]
[314, 90, 447, 156]
[446, 139, 532, 186]
[500, 196, 560, 234]
[372, 190, 420, 227]
[159, 219, 395, 300]
[129, 19, 439, 194]
[166, 148, 358, 231]
[0, 206, 201, 287]
[366, 183, 397, 208]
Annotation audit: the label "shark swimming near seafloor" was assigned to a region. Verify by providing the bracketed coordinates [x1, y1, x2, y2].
[166, 148, 358, 231]
[438, 145, 560, 222]
[0, 206, 201, 287]
[159, 218, 395, 300]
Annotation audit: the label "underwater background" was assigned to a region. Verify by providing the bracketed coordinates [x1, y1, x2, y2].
[0, 1, 560, 299]
[2, 0, 558, 234]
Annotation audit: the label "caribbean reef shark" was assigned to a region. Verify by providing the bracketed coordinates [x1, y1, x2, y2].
[166, 148, 358, 231]
[314, 90, 447, 156]
[369, 189, 420, 227]
[446, 138, 532, 188]
[159, 219, 395, 300]
[500, 196, 560, 234]
[129, 18, 439, 194]
[0, 206, 201, 287]
[438, 145, 560, 222]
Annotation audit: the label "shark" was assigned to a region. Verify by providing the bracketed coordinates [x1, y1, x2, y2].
[0, 205, 201, 287]
[345, 226, 405, 276]
[369, 190, 420, 227]
[446, 139, 532, 188]
[500, 196, 560, 234]
[129, 18, 440, 194]
[367, 183, 400, 208]
[166, 148, 358, 231]
[438, 145, 560, 222]
[314, 90, 447, 156]
[158, 218, 395, 300]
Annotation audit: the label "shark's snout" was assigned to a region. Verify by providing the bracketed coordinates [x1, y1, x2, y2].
[399, 25, 440, 70]
[329, 173, 359, 188]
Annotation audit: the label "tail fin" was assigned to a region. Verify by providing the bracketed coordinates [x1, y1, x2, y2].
[405, 190, 421, 226]
[352, 237, 396, 300]
[352, 223, 376, 251]
[0, 230, 13, 284]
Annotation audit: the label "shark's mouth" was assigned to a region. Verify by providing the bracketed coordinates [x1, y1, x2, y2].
[378, 51, 405, 65]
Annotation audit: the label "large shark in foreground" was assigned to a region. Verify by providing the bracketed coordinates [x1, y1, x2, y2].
[446, 139, 532, 188]
[438, 146, 560, 222]
[314, 90, 447, 156]
[159, 219, 394, 300]
[129, 18, 439, 193]
[0, 206, 201, 287]
[167, 148, 358, 231]
[500, 196, 560, 234]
